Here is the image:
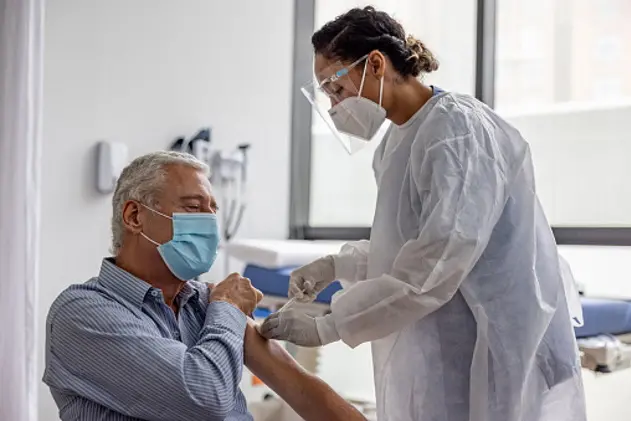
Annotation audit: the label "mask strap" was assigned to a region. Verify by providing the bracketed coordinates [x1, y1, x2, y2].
[140, 203, 173, 220]
[357, 59, 369, 97]
[140, 232, 161, 247]
[378, 73, 384, 107]
[358, 58, 384, 108]
[139, 203, 171, 247]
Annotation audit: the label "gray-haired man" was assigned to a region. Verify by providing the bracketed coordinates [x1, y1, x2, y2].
[43, 151, 364, 421]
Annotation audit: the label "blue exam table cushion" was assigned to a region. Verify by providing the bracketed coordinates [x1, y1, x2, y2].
[574, 298, 631, 338]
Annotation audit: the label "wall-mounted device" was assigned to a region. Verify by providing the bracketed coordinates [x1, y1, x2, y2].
[210, 143, 251, 242]
[96, 141, 128, 194]
[170, 128, 212, 162]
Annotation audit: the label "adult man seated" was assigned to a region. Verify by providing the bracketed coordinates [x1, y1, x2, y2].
[43, 151, 364, 421]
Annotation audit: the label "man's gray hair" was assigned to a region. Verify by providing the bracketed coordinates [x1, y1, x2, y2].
[111, 151, 209, 254]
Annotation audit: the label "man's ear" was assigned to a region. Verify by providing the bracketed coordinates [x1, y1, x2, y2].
[122, 200, 143, 234]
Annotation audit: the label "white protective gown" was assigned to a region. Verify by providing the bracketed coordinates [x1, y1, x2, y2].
[329, 92, 586, 421]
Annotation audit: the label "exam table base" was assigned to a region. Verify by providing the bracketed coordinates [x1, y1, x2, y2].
[579, 334, 631, 373]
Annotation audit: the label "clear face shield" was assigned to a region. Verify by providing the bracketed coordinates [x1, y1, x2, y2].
[301, 55, 388, 154]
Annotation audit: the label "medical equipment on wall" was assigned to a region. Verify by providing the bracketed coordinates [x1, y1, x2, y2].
[170, 128, 212, 160]
[209, 142, 251, 242]
[168, 128, 251, 276]
[96, 141, 128, 194]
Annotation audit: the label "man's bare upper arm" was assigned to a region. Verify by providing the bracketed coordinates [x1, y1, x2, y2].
[243, 320, 367, 421]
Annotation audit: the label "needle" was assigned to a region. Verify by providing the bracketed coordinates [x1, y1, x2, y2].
[277, 296, 298, 313]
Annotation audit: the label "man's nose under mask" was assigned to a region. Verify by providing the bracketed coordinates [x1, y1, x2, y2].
[141, 205, 220, 281]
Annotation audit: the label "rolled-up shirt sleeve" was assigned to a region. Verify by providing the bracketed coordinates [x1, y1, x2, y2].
[46, 297, 246, 421]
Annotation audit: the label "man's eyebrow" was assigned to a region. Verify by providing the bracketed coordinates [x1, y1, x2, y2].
[179, 194, 218, 210]
[178, 194, 206, 201]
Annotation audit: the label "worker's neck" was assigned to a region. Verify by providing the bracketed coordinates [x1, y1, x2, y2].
[115, 248, 184, 309]
[388, 79, 433, 126]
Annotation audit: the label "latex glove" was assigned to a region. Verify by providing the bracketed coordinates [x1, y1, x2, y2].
[288, 256, 336, 303]
[259, 309, 340, 347]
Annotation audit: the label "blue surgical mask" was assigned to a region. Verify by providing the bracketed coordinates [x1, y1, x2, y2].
[140, 205, 219, 281]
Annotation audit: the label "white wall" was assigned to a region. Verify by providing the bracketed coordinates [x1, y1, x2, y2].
[39, 1, 294, 420]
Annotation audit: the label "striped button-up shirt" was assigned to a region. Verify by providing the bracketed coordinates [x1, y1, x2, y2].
[43, 258, 252, 421]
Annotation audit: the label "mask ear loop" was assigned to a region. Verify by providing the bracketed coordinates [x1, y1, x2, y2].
[357, 57, 385, 108]
[141, 232, 161, 247]
[139, 203, 172, 247]
[357, 59, 369, 97]
[140, 203, 173, 220]
[378, 72, 384, 107]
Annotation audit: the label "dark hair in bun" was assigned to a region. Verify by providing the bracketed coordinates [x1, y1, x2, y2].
[312, 6, 439, 78]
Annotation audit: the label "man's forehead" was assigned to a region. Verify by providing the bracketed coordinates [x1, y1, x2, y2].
[164, 164, 213, 199]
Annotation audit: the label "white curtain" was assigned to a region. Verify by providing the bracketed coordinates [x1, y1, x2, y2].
[0, 1, 44, 420]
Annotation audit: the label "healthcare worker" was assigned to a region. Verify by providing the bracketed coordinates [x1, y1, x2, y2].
[261, 6, 586, 421]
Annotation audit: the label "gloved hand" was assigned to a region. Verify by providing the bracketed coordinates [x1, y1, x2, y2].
[259, 309, 340, 347]
[288, 256, 336, 303]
